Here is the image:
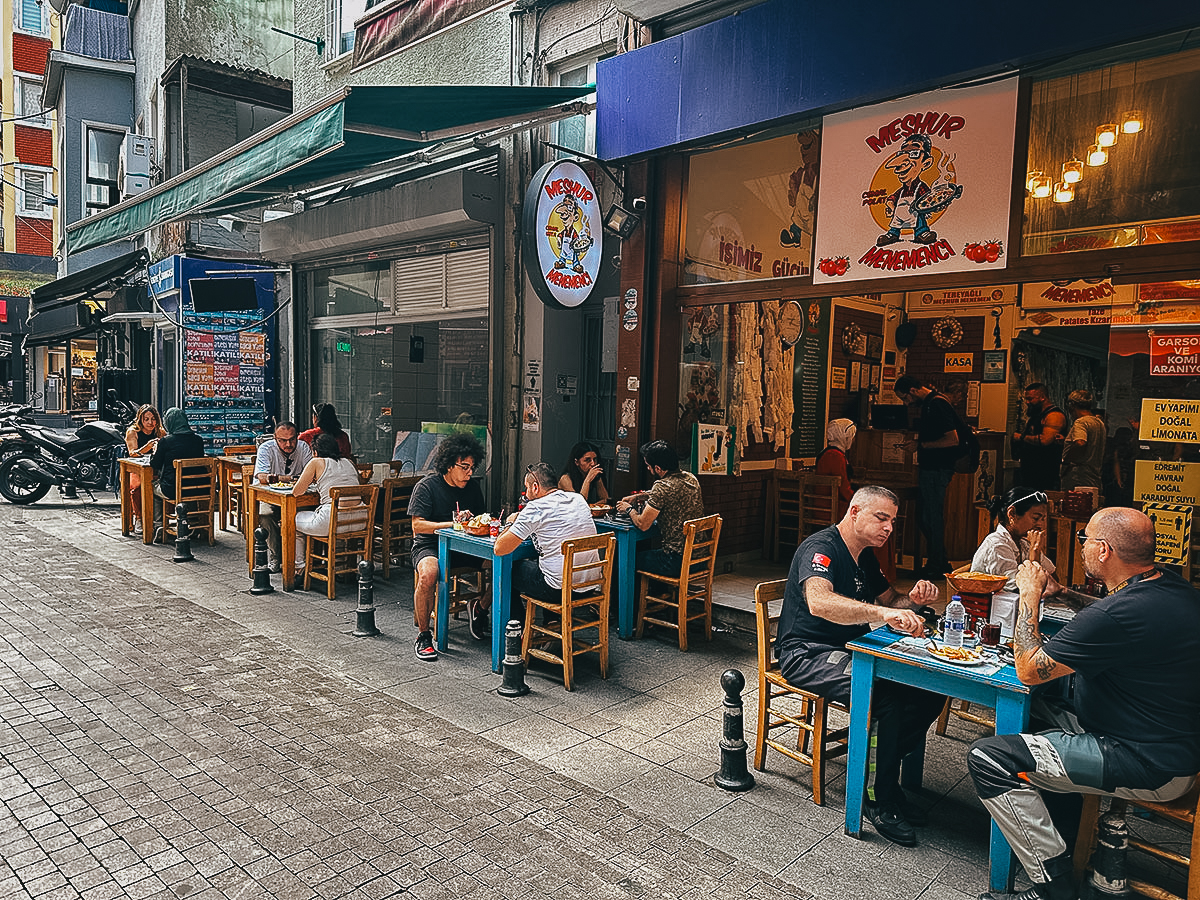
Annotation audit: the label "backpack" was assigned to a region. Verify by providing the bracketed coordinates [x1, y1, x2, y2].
[953, 413, 981, 474]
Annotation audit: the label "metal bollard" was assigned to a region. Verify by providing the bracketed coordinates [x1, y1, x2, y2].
[250, 526, 275, 595]
[352, 559, 379, 637]
[172, 502, 195, 563]
[496, 619, 530, 697]
[1088, 811, 1131, 899]
[714, 668, 755, 791]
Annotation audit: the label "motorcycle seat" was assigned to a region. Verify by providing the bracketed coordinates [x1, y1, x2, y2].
[41, 429, 81, 447]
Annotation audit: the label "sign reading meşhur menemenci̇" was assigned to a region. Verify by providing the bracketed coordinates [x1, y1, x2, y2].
[522, 160, 603, 310]
[1140, 398, 1200, 443]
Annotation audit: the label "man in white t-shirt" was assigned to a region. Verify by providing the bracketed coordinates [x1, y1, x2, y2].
[494, 462, 598, 616]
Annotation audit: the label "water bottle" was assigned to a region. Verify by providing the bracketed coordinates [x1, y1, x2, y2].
[943, 596, 966, 649]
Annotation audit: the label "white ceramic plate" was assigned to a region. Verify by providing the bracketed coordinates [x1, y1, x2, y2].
[928, 647, 986, 666]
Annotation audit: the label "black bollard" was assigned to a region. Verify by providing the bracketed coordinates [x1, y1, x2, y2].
[352, 559, 379, 637]
[496, 619, 530, 697]
[250, 526, 275, 595]
[172, 502, 195, 563]
[1087, 811, 1131, 900]
[714, 668, 755, 791]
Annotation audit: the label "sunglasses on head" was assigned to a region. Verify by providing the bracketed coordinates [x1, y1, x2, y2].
[1013, 491, 1048, 507]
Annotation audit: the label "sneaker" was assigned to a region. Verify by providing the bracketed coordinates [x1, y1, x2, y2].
[415, 631, 438, 662]
[979, 887, 1052, 900]
[133, 518, 143, 535]
[468, 599, 490, 641]
[865, 801, 918, 847]
[268, 561, 283, 574]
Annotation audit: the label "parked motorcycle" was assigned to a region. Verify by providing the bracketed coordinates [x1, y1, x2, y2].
[0, 417, 126, 504]
[0, 403, 38, 461]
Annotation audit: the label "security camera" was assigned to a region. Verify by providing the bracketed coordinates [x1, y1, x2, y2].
[630, 197, 647, 212]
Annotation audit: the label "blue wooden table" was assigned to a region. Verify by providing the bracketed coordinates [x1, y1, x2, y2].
[844, 627, 1032, 892]
[435, 527, 535, 672]
[594, 516, 655, 640]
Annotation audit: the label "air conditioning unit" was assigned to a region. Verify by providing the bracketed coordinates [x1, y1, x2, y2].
[118, 135, 156, 199]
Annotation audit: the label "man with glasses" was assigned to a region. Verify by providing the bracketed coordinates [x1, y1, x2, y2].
[408, 433, 487, 661]
[968, 508, 1200, 900]
[253, 422, 313, 573]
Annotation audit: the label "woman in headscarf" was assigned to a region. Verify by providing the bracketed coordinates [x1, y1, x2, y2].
[814, 417, 896, 579]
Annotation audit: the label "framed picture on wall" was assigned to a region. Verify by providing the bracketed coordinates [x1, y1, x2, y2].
[983, 349, 1008, 383]
[866, 333, 883, 360]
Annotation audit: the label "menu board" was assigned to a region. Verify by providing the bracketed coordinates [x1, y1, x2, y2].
[791, 297, 831, 457]
[183, 305, 271, 447]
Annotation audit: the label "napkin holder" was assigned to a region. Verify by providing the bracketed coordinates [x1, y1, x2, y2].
[989, 590, 1019, 639]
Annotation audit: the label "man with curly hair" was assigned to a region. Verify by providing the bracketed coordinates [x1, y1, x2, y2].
[407, 433, 487, 661]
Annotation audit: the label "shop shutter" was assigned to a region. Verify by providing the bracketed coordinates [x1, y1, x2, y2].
[392, 247, 489, 321]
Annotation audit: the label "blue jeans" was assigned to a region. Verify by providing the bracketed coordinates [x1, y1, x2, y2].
[917, 467, 954, 573]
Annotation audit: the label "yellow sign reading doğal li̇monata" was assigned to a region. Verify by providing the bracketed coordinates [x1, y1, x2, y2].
[1140, 398, 1200, 444]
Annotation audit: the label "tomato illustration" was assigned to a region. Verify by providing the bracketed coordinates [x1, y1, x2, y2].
[835, 258, 849, 275]
[985, 245, 1000, 263]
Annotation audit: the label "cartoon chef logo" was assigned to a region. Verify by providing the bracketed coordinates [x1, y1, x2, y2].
[547, 190, 593, 274]
[871, 133, 963, 247]
[524, 159, 604, 309]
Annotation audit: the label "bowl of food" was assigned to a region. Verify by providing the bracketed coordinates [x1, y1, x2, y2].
[465, 513, 494, 536]
[589, 504, 613, 518]
[945, 571, 1009, 594]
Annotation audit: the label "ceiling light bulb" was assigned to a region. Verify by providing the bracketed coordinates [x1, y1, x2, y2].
[1026, 170, 1044, 193]
[1086, 144, 1108, 167]
[1032, 175, 1053, 198]
[1121, 110, 1144, 134]
[1062, 160, 1083, 184]
[1053, 181, 1075, 203]
[1096, 123, 1118, 148]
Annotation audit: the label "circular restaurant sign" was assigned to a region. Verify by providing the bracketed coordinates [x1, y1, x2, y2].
[522, 159, 603, 309]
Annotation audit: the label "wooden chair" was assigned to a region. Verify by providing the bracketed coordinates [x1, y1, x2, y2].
[163, 457, 218, 546]
[221, 462, 253, 533]
[302, 484, 379, 599]
[356, 463, 374, 484]
[222, 444, 256, 455]
[373, 476, 421, 580]
[1074, 781, 1200, 900]
[773, 469, 804, 562]
[521, 532, 615, 691]
[753, 579, 849, 805]
[427, 566, 490, 642]
[635, 514, 722, 651]
[799, 474, 842, 540]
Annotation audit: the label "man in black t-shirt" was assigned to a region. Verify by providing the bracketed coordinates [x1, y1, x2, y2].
[895, 375, 961, 578]
[778, 485, 946, 848]
[408, 433, 487, 662]
[969, 508, 1200, 900]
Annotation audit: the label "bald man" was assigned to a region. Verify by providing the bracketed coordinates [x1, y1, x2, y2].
[968, 508, 1200, 900]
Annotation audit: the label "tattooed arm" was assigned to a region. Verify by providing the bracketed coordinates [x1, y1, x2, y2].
[1012, 560, 1076, 685]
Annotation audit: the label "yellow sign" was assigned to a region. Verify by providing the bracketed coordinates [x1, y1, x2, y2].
[1140, 398, 1200, 443]
[944, 353, 974, 372]
[1134, 459, 1200, 506]
[1143, 503, 1192, 565]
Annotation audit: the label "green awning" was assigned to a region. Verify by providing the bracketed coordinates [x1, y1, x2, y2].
[65, 84, 594, 256]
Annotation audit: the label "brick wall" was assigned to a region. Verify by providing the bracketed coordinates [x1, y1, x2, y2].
[12, 34, 51, 75]
[698, 468, 772, 558]
[16, 219, 53, 256]
[14, 126, 52, 167]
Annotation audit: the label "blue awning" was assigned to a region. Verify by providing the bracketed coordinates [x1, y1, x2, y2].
[66, 84, 594, 255]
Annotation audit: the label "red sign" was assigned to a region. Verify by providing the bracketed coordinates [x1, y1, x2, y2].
[1150, 333, 1200, 376]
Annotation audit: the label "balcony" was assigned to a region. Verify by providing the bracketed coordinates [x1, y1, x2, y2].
[62, 5, 131, 61]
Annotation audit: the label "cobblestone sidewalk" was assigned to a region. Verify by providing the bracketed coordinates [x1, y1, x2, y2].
[0, 517, 804, 899]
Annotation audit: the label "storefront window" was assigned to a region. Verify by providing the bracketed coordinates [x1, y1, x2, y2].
[1023, 46, 1200, 255]
[311, 260, 390, 317]
[682, 130, 820, 285]
[311, 317, 489, 469]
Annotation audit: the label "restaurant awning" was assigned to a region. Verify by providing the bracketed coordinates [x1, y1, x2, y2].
[27, 248, 149, 346]
[65, 85, 595, 256]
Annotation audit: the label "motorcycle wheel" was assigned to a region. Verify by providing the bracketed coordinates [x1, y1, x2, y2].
[0, 454, 52, 504]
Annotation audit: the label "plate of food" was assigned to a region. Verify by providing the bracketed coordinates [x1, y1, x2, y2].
[464, 513, 494, 536]
[927, 644, 986, 666]
[589, 504, 613, 518]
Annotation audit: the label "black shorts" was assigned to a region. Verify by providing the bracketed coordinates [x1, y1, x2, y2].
[411, 546, 486, 572]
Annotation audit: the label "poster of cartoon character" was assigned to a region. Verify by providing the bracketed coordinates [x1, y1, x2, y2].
[813, 79, 1018, 284]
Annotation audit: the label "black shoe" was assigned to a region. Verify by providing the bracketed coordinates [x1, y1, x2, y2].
[468, 600, 490, 641]
[865, 801, 918, 847]
[979, 889, 1044, 900]
[876, 232, 900, 247]
[414, 631, 438, 662]
[896, 789, 928, 827]
[980, 882, 1074, 900]
[914, 230, 938, 245]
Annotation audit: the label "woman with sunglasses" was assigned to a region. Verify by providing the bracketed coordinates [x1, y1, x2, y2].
[971, 486, 1064, 596]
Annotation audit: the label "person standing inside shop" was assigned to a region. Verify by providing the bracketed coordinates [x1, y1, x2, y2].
[1060, 389, 1106, 492]
[1013, 383, 1067, 491]
[895, 375, 960, 579]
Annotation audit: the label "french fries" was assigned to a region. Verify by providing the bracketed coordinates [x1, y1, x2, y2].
[929, 645, 981, 662]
